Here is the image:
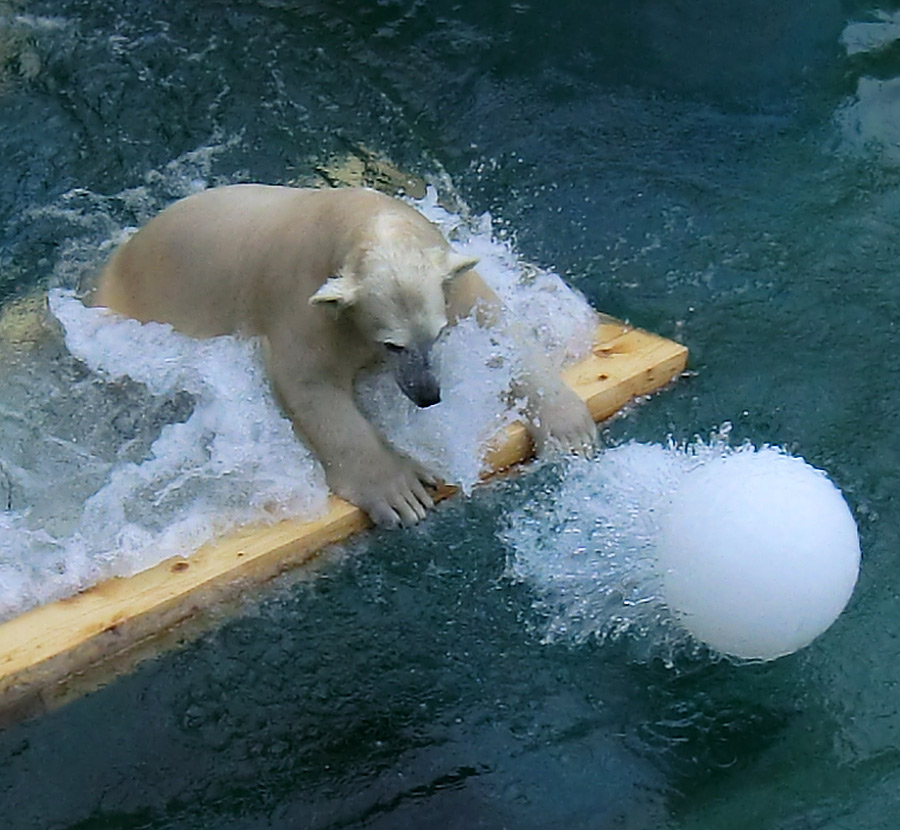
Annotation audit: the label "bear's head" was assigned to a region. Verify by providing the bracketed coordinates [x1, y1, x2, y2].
[309, 227, 477, 408]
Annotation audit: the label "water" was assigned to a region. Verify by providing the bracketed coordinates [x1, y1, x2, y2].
[2, 1, 900, 828]
[499, 437, 723, 663]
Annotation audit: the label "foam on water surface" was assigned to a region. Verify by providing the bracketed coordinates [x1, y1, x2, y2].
[836, 12, 900, 166]
[0, 178, 596, 621]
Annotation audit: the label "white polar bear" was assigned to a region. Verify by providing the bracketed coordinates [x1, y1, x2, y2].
[94, 185, 596, 526]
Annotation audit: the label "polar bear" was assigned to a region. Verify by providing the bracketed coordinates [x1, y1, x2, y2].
[94, 185, 596, 526]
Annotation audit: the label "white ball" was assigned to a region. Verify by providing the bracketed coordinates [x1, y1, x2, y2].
[657, 449, 860, 660]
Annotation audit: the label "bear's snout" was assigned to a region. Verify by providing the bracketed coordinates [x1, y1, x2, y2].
[391, 343, 441, 408]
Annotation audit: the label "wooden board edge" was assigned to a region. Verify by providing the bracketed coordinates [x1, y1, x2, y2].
[0, 322, 687, 722]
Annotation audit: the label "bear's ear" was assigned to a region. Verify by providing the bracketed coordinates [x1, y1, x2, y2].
[444, 252, 479, 282]
[309, 276, 358, 309]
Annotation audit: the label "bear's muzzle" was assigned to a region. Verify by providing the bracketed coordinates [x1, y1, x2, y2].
[391, 342, 441, 408]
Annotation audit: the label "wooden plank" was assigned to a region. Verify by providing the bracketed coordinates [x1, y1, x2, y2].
[0, 321, 687, 722]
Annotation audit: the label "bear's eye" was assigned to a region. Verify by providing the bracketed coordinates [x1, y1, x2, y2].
[384, 342, 405, 354]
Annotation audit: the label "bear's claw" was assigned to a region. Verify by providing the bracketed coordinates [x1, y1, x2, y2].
[334, 453, 437, 528]
[531, 388, 598, 459]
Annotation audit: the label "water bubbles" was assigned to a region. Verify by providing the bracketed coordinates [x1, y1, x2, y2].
[840, 10, 900, 56]
[42, 290, 329, 580]
[414, 188, 597, 369]
[500, 442, 693, 662]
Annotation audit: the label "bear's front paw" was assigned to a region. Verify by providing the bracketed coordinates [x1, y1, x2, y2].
[531, 387, 598, 458]
[331, 454, 438, 529]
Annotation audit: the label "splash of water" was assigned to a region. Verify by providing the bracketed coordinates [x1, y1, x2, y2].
[835, 11, 900, 166]
[499, 432, 751, 664]
[0, 166, 595, 620]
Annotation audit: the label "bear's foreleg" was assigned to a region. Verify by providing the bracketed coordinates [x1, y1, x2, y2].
[269, 368, 436, 527]
[509, 355, 598, 457]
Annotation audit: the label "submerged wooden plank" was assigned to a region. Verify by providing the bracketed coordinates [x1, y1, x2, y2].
[0, 321, 687, 722]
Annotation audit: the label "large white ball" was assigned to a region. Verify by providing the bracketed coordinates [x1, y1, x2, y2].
[657, 448, 860, 660]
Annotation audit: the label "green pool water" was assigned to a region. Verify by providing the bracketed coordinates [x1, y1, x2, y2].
[2, 1, 899, 827]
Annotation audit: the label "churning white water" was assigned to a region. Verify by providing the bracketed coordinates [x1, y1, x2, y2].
[0, 179, 596, 621]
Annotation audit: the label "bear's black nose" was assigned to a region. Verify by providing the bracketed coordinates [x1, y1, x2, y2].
[415, 387, 441, 408]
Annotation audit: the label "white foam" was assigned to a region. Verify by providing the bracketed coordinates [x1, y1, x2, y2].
[5, 290, 330, 608]
[840, 11, 900, 56]
[0, 177, 596, 620]
[835, 76, 900, 166]
[3, 279, 319, 621]
[357, 316, 521, 491]
[414, 188, 597, 369]
[834, 12, 900, 167]
[358, 188, 597, 490]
